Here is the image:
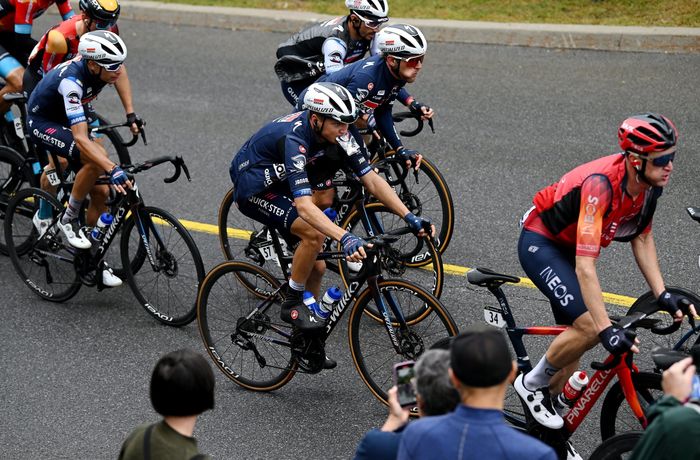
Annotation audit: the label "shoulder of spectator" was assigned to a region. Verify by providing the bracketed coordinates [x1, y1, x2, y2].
[354, 429, 401, 460]
[647, 394, 684, 421]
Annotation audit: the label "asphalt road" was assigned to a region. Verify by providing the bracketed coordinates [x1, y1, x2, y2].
[1, 17, 699, 459]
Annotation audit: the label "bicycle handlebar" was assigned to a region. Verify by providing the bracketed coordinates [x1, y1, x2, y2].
[92, 119, 148, 147]
[652, 298, 695, 335]
[124, 155, 191, 183]
[391, 111, 435, 137]
[688, 206, 700, 224]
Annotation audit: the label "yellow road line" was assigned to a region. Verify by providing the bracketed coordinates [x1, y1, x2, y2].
[183, 219, 636, 308]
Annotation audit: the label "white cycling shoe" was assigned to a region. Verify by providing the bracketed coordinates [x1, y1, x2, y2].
[565, 441, 583, 460]
[57, 217, 92, 249]
[514, 373, 564, 429]
[33, 211, 53, 239]
[102, 264, 122, 288]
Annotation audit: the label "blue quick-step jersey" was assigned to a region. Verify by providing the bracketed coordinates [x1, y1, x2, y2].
[230, 110, 372, 201]
[27, 57, 107, 126]
[316, 54, 411, 150]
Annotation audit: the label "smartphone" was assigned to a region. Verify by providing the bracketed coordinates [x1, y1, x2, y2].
[393, 360, 417, 407]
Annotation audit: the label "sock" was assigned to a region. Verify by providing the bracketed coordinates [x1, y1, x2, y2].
[523, 355, 560, 390]
[288, 279, 305, 292]
[38, 198, 53, 219]
[61, 196, 83, 224]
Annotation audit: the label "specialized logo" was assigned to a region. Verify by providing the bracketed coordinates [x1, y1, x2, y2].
[539, 266, 574, 307]
[528, 245, 539, 253]
[291, 309, 299, 320]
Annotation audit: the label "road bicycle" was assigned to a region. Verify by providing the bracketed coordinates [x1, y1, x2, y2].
[4, 155, 205, 326]
[449, 268, 676, 457]
[0, 91, 140, 254]
[197, 230, 458, 406]
[622, 206, 700, 371]
[218, 165, 445, 301]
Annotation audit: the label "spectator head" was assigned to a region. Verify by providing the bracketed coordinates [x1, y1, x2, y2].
[414, 349, 460, 416]
[150, 349, 215, 417]
[449, 325, 515, 392]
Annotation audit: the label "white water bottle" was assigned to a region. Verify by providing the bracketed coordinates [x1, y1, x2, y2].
[319, 286, 342, 318]
[556, 371, 589, 409]
[91, 212, 113, 243]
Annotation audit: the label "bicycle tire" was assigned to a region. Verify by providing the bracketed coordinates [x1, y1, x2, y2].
[599, 371, 662, 440]
[120, 206, 205, 326]
[626, 287, 700, 372]
[5, 187, 82, 302]
[0, 145, 37, 254]
[375, 154, 454, 257]
[337, 202, 444, 304]
[589, 431, 643, 460]
[197, 261, 298, 391]
[348, 279, 458, 406]
[95, 114, 132, 166]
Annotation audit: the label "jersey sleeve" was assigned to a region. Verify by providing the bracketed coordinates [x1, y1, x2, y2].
[284, 135, 312, 198]
[14, 0, 33, 34]
[322, 37, 347, 74]
[343, 126, 372, 178]
[575, 174, 613, 258]
[397, 88, 411, 105]
[57, 77, 86, 125]
[57, 0, 75, 20]
[374, 103, 402, 150]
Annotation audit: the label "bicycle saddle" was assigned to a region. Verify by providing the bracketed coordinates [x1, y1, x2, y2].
[651, 347, 696, 371]
[3, 91, 27, 103]
[467, 267, 520, 288]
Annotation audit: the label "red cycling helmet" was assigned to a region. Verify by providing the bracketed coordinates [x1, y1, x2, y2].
[618, 112, 677, 156]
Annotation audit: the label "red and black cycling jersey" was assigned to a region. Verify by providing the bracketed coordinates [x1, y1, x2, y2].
[523, 153, 662, 258]
[0, 0, 74, 35]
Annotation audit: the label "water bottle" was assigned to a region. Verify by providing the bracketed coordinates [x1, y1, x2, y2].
[318, 286, 343, 319]
[554, 371, 589, 413]
[690, 374, 700, 400]
[90, 212, 113, 243]
[323, 207, 338, 224]
[302, 291, 321, 319]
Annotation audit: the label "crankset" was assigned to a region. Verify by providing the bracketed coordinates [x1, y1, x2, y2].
[290, 330, 326, 374]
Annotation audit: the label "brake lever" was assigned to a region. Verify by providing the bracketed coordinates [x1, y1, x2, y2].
[140, 127, 148, 146]
[179, 157, 192, 182]
[428, 117, 435, 134]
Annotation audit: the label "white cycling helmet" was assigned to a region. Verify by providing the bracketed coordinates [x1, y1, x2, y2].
[78, 30, 127, 70]
[302, 82, 358, 124]
[376, 24, 427, 58]
[345, 0, 389, 21]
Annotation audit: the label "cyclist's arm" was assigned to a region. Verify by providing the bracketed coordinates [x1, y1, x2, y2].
[294, 195, 346, 241]
[574, 255, 610, 332]
[56, 0, 76, 20]
[374, 103, 402, 151]
[360, 169, 411, 218]
[113, 65, 139, 131]
[321, 37, 347, 74]
[630, 230, 666, 298]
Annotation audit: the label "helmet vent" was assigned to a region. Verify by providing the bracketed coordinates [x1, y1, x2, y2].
[636, 126, 663, 142]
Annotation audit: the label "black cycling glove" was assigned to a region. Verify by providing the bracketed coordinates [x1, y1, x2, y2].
[657, 290, 688, 316]
[408, 100, 429, 118]
[126, 112, 144, 129]
[599, 326, 636, 356]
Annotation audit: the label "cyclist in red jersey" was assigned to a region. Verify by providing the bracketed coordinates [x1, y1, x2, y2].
[0, 0, 74, 116]
[513, 113, 697, 431]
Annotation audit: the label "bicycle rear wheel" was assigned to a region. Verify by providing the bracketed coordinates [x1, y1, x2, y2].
[626, 287, 700, 372]
[5, 187, 82, 302]
[197, 261, 298, 391]
[337, 202, 444, 301]
[589, 432, 642, 460]
[0, 145, 37, 254]
[120, 206, 205, 326]
[377, 155, 454, 257]
[599, 371, 662, 440]
[348, 279, 458, 406]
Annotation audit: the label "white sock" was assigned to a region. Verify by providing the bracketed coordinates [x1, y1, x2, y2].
[524, 355, 559, 390]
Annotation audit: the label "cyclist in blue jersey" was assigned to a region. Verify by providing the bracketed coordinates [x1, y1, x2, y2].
[230, 82, 433, 337]
[27, 30, 139, 287]
[299, 23, 434, 207]
[274, 0, 389, 105]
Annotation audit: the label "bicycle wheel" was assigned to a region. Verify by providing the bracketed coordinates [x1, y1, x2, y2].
[120, 206, 205, 326]
[376, 154, 454, 257]
[348, 279, 458, 405]
[599, 371, 662, 440]
[589, 432, 643, 460]
[95, 114, 131, 166]
[5, 187, 82, 301]
[337, 202, 443, 301]
[197, 261, 298, 391]
[0, 145, 36, 254]
[626, 287, 700, 372]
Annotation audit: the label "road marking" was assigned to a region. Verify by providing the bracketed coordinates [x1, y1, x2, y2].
[181, 218, 637, 308]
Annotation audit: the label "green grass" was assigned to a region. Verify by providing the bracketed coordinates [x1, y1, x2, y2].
[156, 0, 700, 27]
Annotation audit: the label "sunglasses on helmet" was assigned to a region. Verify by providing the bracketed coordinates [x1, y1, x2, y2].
[396, 55, 424, 68]
[354, 12, 388, 30]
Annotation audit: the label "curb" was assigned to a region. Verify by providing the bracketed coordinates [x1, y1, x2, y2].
[115, 0, 700, 54]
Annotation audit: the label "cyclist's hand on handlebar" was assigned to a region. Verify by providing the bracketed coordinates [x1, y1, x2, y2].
[404, 212, 434, 238]
[109, 165, 132, 194]
[661, 357, 695, 402]
[658, 290, 697, 321]
[599, 325, 639, 356]
[396, 146, 422, 170]
[126, 112, 144, 134]
[340, 232, 367, 262]
[408, 100, 434, 120]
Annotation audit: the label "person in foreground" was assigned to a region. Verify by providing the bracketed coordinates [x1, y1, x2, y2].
[629, 356, 700, 460]
[354, 349, 460, 460]
[396, 325, 557, 460]
[118, 349, 215, 460]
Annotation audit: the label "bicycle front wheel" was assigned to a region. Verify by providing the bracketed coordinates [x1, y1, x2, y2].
[5, 187, 82, 302]
[589, 432, 643, 460]
[599, 371, 662, 440]
[378, 155, 454, 257]
[337, 202, 444, 301]
[120, 206, 205, 326]
[0, 145, 37, 254]
[197, 261, 297, 391]
[626, 287, 700, 372]
[348, 279, 458, 406]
